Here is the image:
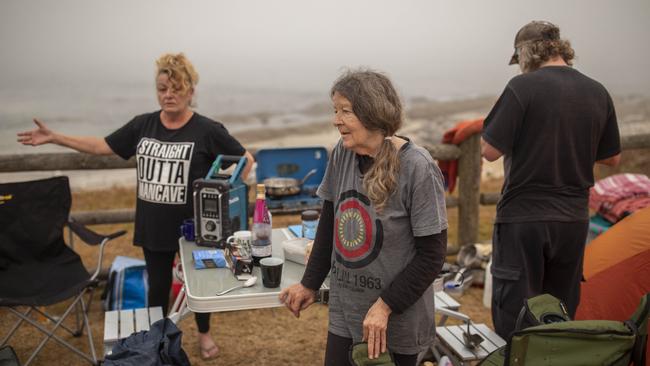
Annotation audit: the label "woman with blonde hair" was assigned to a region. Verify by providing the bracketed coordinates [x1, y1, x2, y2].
[280, 70, 447, 365]
[18, 53, 255, 360]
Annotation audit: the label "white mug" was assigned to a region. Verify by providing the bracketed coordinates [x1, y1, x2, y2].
[227, 230, 252, 258]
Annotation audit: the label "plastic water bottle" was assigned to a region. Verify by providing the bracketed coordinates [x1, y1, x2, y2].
[251, 184, 272, 265]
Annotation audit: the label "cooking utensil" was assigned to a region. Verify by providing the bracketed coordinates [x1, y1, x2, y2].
[263, 168, 317, 197]
[216, 276, 257, 296]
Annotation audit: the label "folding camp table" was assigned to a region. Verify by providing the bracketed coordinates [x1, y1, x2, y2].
[169, 228, 327, 322]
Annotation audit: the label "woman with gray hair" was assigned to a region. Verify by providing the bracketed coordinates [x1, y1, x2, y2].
[280, 70, 448, 365]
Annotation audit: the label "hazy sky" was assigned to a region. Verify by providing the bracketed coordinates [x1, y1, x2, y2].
[1, 0, 649, 99]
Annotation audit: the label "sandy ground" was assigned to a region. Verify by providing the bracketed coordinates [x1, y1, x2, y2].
[0, 208, 493, 366]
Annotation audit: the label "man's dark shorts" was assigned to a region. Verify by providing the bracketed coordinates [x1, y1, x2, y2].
[491, 221, 588, 338]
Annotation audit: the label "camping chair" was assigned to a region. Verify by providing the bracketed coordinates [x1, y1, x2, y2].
[478, 293, 650, 366]
[0, 345, 20, 366]
[0, 176, 126, 366]
[416, 280, 505, 365]
[433, 306, 506, 365]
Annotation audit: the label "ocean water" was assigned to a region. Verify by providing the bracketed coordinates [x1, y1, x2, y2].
[0, 82, 341, 188]
[0, 82, 331, 156]
[0, 79, 521, 189]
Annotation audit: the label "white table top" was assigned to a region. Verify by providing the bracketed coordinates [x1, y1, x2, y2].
[178, 228, 309, 313]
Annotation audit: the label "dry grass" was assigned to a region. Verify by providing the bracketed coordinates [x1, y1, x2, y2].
[16, 161, 649, 365]
[0, 185, 493, 365]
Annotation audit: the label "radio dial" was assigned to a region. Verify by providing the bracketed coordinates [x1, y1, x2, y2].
[205, 221, 217, 232]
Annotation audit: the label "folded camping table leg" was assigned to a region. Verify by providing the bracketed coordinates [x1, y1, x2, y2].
[168, 285, 191, 324]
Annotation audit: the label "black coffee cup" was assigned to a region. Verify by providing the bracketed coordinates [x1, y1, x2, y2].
[180, 218, 195, 241]
[259, 257, 283, 288]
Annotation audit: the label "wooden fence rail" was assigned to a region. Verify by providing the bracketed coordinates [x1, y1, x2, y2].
[3, 129, 649, 253]
[475, 130, 650, 206]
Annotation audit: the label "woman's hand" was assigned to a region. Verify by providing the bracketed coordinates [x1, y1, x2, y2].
[363, 297, 392, 359]
[17, 119, 55, 146]
[279, 283, 316, 318]
[17, 118, 113, 155]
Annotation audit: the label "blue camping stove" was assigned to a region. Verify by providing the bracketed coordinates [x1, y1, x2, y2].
[256, 147, 328, 213]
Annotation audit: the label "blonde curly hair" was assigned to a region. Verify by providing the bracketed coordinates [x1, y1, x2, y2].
[155, 53, 199, 104]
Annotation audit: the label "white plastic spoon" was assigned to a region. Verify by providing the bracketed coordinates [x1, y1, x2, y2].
[216, 276, 257, 296]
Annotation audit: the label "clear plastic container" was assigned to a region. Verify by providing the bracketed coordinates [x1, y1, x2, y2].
[301, 210, 319, 240]
[282, 237, 310, 264]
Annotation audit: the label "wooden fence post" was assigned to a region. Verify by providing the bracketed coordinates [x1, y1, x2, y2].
[457, 134, 481, 249]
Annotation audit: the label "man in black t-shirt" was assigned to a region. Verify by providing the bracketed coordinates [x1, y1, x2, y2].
[481, 21, 621, 338]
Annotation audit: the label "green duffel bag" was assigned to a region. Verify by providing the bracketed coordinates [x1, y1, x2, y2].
[479, 293, 649, 366]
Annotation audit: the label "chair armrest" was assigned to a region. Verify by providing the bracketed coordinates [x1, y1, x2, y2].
[67, 218, 127, 281]
[436, 307, 471, 323]
[67, 219, 126, 246]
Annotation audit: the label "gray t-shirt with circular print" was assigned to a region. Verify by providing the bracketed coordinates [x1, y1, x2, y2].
[317, 138, 448, 354]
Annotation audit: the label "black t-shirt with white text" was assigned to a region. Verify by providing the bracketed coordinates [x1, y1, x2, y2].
[482, 66, 620, 223]
[105, 111, 245, 251]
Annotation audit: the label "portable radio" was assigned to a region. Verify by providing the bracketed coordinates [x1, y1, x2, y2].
[193, 155, 248, 248]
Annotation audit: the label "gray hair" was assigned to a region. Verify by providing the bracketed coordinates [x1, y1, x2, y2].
[331, 69, 403, 211]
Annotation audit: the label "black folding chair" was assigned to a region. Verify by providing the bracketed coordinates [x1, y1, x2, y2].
[0, 176, 126, 366]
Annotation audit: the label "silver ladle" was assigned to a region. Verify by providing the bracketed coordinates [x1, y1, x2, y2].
[216, 276, 257, 296]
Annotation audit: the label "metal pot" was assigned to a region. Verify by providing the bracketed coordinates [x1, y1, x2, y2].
[263, 169, 317, 197]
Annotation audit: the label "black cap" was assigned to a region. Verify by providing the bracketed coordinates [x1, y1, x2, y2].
[509, 21, 561, 65]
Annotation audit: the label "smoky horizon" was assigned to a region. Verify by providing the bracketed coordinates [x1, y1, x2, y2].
[0, 0, 648, 100]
